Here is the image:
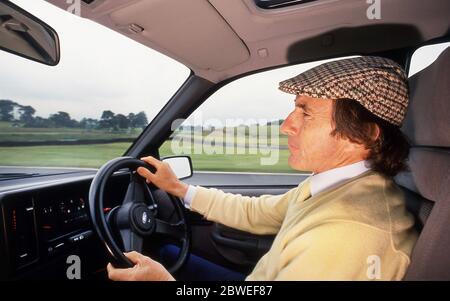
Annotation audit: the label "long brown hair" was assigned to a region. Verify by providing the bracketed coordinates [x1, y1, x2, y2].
[331, 99, 410, 177]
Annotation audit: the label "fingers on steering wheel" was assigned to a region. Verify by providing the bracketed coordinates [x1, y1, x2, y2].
[141, 156, 162, 168]
[139, 156, 162, 183]
[137, 167, 155, 183]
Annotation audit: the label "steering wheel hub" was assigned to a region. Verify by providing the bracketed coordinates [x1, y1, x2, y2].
[132, 205, 155, 233]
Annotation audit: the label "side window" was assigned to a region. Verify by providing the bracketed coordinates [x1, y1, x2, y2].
[160, 57, 356, 174]
[408, 42, 450, 77]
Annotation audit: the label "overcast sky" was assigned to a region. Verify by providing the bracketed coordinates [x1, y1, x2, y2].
[1, 0, 448, 125]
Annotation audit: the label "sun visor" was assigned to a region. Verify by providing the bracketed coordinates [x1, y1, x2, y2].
[109, 0, 250, 71]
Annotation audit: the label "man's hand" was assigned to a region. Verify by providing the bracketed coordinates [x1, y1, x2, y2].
[137, 156, 188, 198]
[107, 251, 175, 281]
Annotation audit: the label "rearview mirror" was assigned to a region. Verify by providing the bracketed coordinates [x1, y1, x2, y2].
[162, 156, 193, 180]
[0, 0, 60, 66]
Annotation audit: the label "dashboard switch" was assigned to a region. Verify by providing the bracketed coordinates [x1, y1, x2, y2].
[68, 230, 93, 244]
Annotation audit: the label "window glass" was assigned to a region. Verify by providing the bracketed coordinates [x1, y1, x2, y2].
[408, 42, 450, 77]
[0, 0, 190, 169]
[160, 56, 357, 174]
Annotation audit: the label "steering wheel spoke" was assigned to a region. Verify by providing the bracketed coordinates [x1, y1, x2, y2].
[155, 219, 185, 240]
[120, 228, 144, 253]
[123, 173, 148, 205]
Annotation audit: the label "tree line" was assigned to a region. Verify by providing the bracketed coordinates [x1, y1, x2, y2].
[0, 99, 148, 130]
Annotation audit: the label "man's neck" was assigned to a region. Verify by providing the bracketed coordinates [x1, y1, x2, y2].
[309, 160, 371, 196]
[312, 157, 369, 174]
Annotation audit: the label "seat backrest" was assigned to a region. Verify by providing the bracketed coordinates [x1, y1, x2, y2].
[394, 46, 450, 280]
[400, 186, 433, 232]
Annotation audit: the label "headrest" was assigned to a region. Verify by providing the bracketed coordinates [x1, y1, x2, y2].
[402, 47, 450, 147]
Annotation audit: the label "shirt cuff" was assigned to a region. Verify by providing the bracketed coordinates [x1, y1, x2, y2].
[183, 185, 197, 209]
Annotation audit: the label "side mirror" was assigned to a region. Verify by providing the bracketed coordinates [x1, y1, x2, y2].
[0, 0, 60, 66]
[162, 156, 193, 180]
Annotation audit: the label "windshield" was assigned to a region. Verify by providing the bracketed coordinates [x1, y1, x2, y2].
[0, 0, 190, 169]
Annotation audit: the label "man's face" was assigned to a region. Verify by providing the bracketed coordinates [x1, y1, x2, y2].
[280, 95, 365, 173]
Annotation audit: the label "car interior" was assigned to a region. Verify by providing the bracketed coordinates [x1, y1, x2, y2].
[0, 0, 449, 280]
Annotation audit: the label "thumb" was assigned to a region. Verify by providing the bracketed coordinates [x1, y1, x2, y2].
[124, 251, 145, 265]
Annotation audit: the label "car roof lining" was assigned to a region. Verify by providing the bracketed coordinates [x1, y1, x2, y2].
[45, 0, 450, 83]
[108, 0, 250, 71]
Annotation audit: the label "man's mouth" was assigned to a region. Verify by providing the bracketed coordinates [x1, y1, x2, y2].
[288, 142, 299, 151]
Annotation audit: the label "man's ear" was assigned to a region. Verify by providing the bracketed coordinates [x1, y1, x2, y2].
[370, 123, 381, 142]
[342, 123, 379, 154]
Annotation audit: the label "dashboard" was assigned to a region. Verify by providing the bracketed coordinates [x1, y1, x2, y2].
[0, 170, 129, 280]
[2, 183, 90, 271]
[0, 167, 295, 280]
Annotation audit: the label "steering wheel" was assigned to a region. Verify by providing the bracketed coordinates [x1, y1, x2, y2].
[88, 156, 190, 273]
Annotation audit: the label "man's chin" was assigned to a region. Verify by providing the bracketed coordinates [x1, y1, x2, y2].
[288, 155, 306, 171]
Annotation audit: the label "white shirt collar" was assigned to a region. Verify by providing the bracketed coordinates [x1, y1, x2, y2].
[309, 160, 371, 197]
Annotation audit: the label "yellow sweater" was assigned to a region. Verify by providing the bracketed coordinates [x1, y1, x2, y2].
[190, 170, 418, 280]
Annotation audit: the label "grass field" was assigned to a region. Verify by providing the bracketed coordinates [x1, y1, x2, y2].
[0, 121, 142, 142]
[0, 143, 130, 168]
[0, 123, 299, 173]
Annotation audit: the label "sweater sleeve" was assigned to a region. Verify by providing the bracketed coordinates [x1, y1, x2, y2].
[190, 185, 302, 235]
[272, 221, 409, 281]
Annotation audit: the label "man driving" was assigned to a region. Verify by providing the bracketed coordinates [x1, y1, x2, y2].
[107, 56, 418, 281]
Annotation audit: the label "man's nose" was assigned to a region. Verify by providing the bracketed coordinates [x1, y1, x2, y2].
[281, 113, 298, 136]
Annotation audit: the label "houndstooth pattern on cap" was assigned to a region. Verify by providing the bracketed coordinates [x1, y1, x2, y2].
[279, 56, 409, 126]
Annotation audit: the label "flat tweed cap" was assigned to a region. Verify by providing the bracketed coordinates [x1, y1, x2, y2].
[279, 56, 409, 126]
